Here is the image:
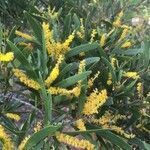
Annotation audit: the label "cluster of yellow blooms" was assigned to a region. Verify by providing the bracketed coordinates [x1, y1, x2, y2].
[48, 86, 81, 98]
[33, 121, 42, 133]
[82, 89, 108, 115]
[107, 73, 112, 85]
[42, 22, 75, 58]
[5, 113, 20, 122]
[45, 55, 63, 87]
[100, 33, 107, 47]
[76, 18, 85, 39]
[113, 11, 123, 27]
[119, 28, 130, 42]
[56, 133, 95, 150]
[18, 135, 30, 150]
[0, 125, 14, 150]
[90, 29, 97, 43]
[15, 30, 34, 41]
[123, 71, 140, 79]
[13, 69, 41, 90]
[91, 111, 135, 139]
[88, 71, 100, 88]
[121, 41, 132, 48]
[137, 82, 143, 97]
[0, 52, 14, 62]
[75, 119, 86, 131]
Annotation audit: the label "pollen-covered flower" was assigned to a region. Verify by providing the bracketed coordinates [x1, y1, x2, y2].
[13, 69, 40, 90]
[15, 30, 33, 41]
[90, 29, 97, 43]
[76, 18, 85, 39]
[100, 33, 107, 47]
[18, 135, 30, 150]
[75, 119, 86, 131]
[123, 71, 140, 79]
[45, 55, 63, 87]
[82, 89, 108, 115]
[6, 113, 20, 121]
[121, 41, 132, 48]
[113, 11, 123, 27]
[0, 52, 14, 62]
[137, 82, 143, 97]
[0, 125, 14, 150]
[56, 133, 94, 150]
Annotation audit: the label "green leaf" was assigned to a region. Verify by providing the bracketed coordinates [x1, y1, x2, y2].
[143, 40, 150, 69]
[56, 71, 91, 88]
[66, 43, 99, 58]
[24, 11, 42, 42]
[24, 125, 60, 150]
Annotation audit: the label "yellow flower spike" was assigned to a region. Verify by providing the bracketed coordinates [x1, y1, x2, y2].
[42, 22, 54, 55]
[137, 82, 143, 97]
[90, 29, 97, 43]
[100, 33, 107, 47]
[45, 55, 64, 87]
[15, 30, 34, 41]
[88, 71, 100, 88]
[113, 11, 124, 27]
[121, 41, 132, 48]
[78, 60, 86, 74]
[18, 135, 30, 150]
[111, 57, 117, 69]
[56, 133, 95, 150]
[107, 73, 112, 85]
[119, 28, 129, 42]
[33, 121, 42, 133]
[123, 71, 140, 79]
[0, 125, 14, 150]
[75, 119, 86, 131]
[6, 113, 20, 121]
[0, 52, 14, 62]
[82, 89, 108, 115]
[13, 69, 40, 90]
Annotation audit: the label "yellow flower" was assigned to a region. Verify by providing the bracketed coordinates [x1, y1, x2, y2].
[113, 11, 123, 27]
[78, 60, 86, 74]
[13, 69, 40, 90]
[0, 125, 14, 150]
[6, 113, 20, 121]
[18, 135, 30, 150]
[76, 18, 85, 39]
[0, 52, 14, 62]
[88, 71, 100, 88]
[121, 25, 132, 30]
[56, 133, 94, 150]
[75, 119, 86, 131]
[123, 71, 140, 79]
[111, 57, 117, 69]
[137, 82, 143, 97]
[90, 29, 97, 43]
[100, 33, 107, 47]
[121, 41, 132, 48]
[15, 30, 33, 41]
[119, 28, 129, 41]
[18, 42, 33, 50]
[45, 55, 63, 87]
[82, 89, 108, 115]
[48, 86, 80, 97]
[42, 22, 54, 55]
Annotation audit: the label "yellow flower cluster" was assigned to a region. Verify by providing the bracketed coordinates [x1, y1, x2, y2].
[88, 71, 100, 88]
[75, 119, 86, 131]
[123, 71, 140, 79]
[90, 29, 97, 43]
[121, 41, 132, 48]
[0, 125, 14, 150]
[119, 28, 129, 42]
[111, 57, 117, 69]
[42, 22, 75, 58]
[45, 55, 63, 87]
[100, 33, 107, 47]
[0, 52, 14, 62]
[48, 86, 81, 97]
[76, 18, 85, 39]
[6, 113, 20, 121]
[82, 89, 108, 115]
[113, 11, 123, 27]
[18, 135, 30, 150]
[137, 82, 143, 97]
[56, 133, 95, 150]
[78, 60, 86, 74]
[33, 121, 42, 133]
[15, 30, 33, 41]
[13, 69, 40, 90]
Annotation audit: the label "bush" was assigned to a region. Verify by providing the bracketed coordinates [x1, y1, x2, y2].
[0, 0, 149, 149]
